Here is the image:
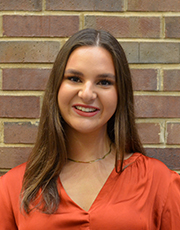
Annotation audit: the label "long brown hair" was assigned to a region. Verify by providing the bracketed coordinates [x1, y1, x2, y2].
[21, 28, 145, 214]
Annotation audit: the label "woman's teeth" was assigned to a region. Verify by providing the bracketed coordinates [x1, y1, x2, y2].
[75, 106, 97, 112]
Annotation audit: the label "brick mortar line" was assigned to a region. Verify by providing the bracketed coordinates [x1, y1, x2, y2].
[159, 68, 163, 91]
[0, 121, 4, 143]
[134, 92, 180, 96]
[42, 0, 46, 12]
[1, 118, 180, 123]
[160, 121, 166, 144]
[0, 143, 34, 147]
[160, 15, 166, 39]
[136, 118, 180, 123]
[0, 37, 180, 42]
[0, 91, 44, 96]
[0, 118, 40, 122]
[40, 95, 44, 111]
[124, 0, 128, 11]
[138, 43, 140, 64]
[0, 12, 82, 16]
[2, 118, 180, 123]
[130, 64, 180, 69]
[117, 39, 180, 42]
[0, 69, 2, 90]
[1, 92, 180, 96]
[0, 64, 180, 69]
[0, 16, 2, 37]
[49, 12, 180, 17]
[0, 64, 53, 68]
[156, 69, 161, 91]
[161, 15, 165, 39]
[0, 37, 63, 42]
[0, 169, 10, 171]
[179, 43, 180, 63]
[0, 168, 178, 173]
[143, 144, 180, 148]
[1, 91, 180, 96]
[0, 12, 180, 17]
[2, 121, 39, 126]
[79, 13, 84, 30]
[0, 89, 180, 97]
[0, 143, 180, 148]
[83, 12, 180, 17]
[164, 121, 168, 144]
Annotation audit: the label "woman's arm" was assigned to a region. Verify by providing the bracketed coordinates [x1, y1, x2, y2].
[160, 172, 180, 229]
[0, 176, 18, 230]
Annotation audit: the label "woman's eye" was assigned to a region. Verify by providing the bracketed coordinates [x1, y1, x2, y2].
[67, 76, 81, 83]
[98, 80, 112, 86]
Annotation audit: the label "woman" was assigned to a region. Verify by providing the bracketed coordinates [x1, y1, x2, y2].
[0, 28, 180, 229]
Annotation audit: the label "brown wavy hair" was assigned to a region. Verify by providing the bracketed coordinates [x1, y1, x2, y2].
[21, 28, 145, 214]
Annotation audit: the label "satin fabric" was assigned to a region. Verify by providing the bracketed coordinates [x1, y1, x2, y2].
[0, 153, 180, 230]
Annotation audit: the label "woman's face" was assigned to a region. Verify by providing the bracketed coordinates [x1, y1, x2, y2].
[58, 46, 118, 135]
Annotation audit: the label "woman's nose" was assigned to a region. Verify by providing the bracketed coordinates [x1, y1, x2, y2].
[78, 82, 97, 103]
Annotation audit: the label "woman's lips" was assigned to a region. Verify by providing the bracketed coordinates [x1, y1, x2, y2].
[73, 104, 100, 117]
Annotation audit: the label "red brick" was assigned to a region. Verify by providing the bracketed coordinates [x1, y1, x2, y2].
[137, 123, 161, 144]
[139, 43, 179, 63]
[0, 147, 31, 168]
[85, 16, 160, 38]
[120, 42, 139, 63]
[46, 0, 124, 11]
[128, 0, 180, 12]
[2, 68, 50, 91]
[135, 96, 180, 118]
[3, 15, 79, 37]
[0, 96, 40, 118]
[131, 69, 158, 91]
[166, 123, 180, 145]
[146, 148, 180, 170]
[4, 122, 38, 144]
[0, 41, 60, 63]
[0, 0, 42, 11]
[165, 17, 180, 38]
[163, 70, 180, 91]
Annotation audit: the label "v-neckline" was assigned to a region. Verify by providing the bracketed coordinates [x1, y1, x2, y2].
[58, 166, 116, 213]
[58, 153, 141, 213]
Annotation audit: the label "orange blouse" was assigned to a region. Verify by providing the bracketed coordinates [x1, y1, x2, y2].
[0, 153, 180, 230]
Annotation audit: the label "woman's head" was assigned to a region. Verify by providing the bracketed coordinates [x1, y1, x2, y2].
[45, 28, 134, 147]
[57, 45, 117, 136]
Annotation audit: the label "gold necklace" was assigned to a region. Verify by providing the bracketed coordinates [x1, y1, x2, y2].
[68, 143, 112, 163]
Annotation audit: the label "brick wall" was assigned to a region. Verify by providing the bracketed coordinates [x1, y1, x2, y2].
[0, 0, 180, 175]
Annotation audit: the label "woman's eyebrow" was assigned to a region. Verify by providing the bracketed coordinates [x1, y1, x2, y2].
[97, 73, 116, 79]
[64, 69, 83, 76]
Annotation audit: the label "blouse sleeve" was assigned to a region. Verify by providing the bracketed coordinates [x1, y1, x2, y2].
[0, 176, 18, 230]
[160, 171, 180, 230]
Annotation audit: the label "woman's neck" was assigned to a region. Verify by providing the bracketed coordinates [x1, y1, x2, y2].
[65, 128, 112, 162]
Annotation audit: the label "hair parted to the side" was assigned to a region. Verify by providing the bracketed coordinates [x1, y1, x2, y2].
[21, 28, 145, 214]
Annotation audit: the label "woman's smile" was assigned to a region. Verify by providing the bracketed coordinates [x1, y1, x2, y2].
[73, 104, 100, 117]
[58, 46, 117, 134]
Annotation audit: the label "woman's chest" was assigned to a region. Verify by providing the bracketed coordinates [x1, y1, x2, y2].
[18, 196, 160, 230]
[20, 179, 161, 230]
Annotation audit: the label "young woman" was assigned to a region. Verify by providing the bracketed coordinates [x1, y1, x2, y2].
[0, 28, 180, 230]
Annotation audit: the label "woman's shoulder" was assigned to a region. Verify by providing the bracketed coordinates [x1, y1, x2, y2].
[126, 152, 168, 169]
[0, 163, 26, 188]
[132, 153, 180, 183]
